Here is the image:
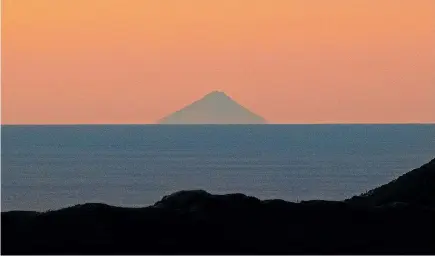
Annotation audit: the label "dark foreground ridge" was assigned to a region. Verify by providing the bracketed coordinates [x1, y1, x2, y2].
[2, 158, 435, 254]
[346, 158, 435, 207]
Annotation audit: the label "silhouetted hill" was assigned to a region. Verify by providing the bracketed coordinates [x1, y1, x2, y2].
[2, 158, 435, 254]
[158, 91, 267, 124]
[347, 158, 435, 207]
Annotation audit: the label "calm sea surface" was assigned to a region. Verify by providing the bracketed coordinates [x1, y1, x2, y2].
[1, 125, 434, 211]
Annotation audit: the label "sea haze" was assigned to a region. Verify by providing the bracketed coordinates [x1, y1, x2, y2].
[1, 124, 434, 211]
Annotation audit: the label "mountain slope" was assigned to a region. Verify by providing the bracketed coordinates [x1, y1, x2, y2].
[347, 158, 435, 207]
[2, 158, 435, 254]
[158, 91, 266, 124]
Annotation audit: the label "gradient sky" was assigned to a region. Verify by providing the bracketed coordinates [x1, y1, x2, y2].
[2, 0, 435, 124]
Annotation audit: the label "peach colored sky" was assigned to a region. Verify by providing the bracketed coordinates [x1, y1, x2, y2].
[2, 0, 435, 124]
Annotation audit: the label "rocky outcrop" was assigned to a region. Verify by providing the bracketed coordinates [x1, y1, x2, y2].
[347, 158, 435, 207]
[2, 158, 435, 254]
[2, 192, 435, 254]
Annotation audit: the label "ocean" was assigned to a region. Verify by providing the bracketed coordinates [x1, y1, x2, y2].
[1, 124, 434, 211]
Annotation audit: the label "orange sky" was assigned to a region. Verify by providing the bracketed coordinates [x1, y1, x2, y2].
[2, 0, 435, 124]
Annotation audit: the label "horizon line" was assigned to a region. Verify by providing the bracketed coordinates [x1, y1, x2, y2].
[1, 122, 435, 126]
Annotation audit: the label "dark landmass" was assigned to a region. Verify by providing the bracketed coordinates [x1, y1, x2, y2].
[346, 158, 435, 207]
[2, 158, 435, 255]
[158, 91, 267, 124]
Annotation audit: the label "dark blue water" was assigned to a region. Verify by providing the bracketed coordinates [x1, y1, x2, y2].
[1, 124, 434, 211]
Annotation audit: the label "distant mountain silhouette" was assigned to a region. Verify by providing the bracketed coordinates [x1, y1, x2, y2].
[158, 91, 267, 124]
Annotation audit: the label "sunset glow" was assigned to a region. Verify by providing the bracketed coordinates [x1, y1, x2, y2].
[2, 0, 435, 124]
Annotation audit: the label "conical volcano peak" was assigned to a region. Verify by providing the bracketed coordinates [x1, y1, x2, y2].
[203, 90, 232, 100]
[158, 91, 267, 124]
[209, 90, 225, 95]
